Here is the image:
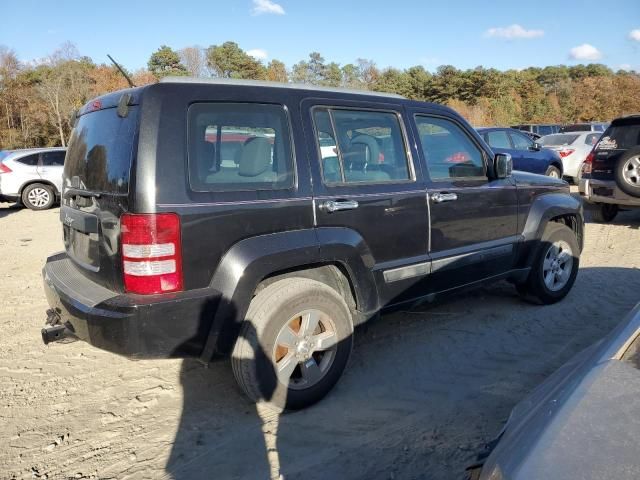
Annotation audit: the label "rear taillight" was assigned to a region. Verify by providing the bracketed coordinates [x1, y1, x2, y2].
[0, 163, 12, 173]
[558, 149, 575, 158]
[121, 213, 183, 294]
[582, 151, 594, 175]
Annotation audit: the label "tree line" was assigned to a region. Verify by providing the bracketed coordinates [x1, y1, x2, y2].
[1, 41, 639, 149]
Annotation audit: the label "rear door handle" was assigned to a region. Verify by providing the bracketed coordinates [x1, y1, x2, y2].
[430, 192, 458, 203]
[320, 199, 359, 212]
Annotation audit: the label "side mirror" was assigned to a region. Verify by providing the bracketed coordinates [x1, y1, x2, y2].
[495, 153, 513, 179]
[530, 142, 542, 151]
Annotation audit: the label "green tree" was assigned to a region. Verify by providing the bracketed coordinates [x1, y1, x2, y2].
[206, 41, 265, 79]
[265, 59, 288, 82]
[148, 45, 188, 78]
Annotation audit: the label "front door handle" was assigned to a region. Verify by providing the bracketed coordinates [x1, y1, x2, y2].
[320, 199, 359, 212]
[430, 192, 458, 203]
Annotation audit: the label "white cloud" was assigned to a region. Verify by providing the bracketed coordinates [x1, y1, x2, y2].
[251, 0, 285, 16]
[619, 63, 632, 71]
[484, 24, 544, 39]
[247, 48, 268, 60]
[569, 43, 602, 61]
[629, 29, 640, 41]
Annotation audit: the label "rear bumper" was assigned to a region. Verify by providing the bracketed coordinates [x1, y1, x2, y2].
[42, 253, 222, 358]
[578, 178, 640, 207]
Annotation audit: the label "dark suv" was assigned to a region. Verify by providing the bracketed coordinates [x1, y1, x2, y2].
[579, 114, 640, 222]
[41, 78, 584, 410]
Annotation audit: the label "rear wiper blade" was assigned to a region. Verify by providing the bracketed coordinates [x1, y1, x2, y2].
[63, 188, 102, 200]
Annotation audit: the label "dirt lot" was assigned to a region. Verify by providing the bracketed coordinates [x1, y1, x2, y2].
[1, 197, 639, 480]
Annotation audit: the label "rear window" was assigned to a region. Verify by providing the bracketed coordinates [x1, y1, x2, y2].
[188, 103, 294, 192]
[598, 123, 640, 150]
[536, 125, 554, 136]
[64, 106, 139, 194]
[540, 134, 579, 146]
[0, 151, 13, 161]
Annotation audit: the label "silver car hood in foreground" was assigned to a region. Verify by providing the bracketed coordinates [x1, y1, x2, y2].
[480, 302, 640, 480]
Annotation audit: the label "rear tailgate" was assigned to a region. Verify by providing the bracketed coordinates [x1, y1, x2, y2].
[591, 120, 640, 181]
[62, 97, 140, 292]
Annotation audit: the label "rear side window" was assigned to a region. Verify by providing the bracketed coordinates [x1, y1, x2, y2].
[484, 131, 511, 149]
[312, 108, 412, 184]
[65, 106, 139, 194]
[42, 151, 65, 166]
[584, 133, 600, 146]
[16, 153, 39, 166]
[188, 103, 294, 192]
[416, 116, 485, 179]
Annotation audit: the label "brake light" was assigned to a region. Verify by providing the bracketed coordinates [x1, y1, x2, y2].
[582, 151, 594, 175]
[0, 163, 12, 173]
[558, 149, 575, 158]
[121, 213, 183, 294]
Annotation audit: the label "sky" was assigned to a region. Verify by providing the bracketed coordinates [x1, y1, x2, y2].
[3, 0, 640, 73]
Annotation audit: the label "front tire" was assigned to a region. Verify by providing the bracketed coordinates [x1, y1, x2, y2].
[232, 278, 354, 411]
[517, 222, 579, 304]
[22, 183, 55, 210]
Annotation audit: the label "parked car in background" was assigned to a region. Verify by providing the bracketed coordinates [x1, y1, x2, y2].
[0, 147, 66, 210]
[477, 127, 564, 177]
[511, 123, 561, 137]
[538, 131, 601, 183]
[472, 302, 640, 480]
[561, 122, 608, 133]
[41, 78, 583, 411]
[579, 114, 640, 222]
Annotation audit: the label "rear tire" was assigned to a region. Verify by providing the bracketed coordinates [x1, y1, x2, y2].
[591, 203, 618, 223]
[545, 165, 561, 178]
[232, 278, 354, 411]
[517, 222, 579, 305]
[614, 148, 640, 198]
[22, 183, 55, 210]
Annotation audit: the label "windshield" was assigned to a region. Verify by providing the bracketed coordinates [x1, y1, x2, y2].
[540, 134, 579, 146]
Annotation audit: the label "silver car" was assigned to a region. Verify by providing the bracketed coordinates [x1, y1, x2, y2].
[475, 301, 640, 480]
[538, 132, 601, 181]
[0, 147, 66, 210]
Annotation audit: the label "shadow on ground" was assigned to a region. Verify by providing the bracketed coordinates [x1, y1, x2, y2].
[165, 266, 640, 480]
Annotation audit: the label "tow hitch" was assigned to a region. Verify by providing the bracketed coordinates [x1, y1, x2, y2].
[41, 309, 75, 345]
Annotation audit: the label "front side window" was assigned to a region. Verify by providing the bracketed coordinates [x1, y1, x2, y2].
[42, 151, 65, 166]
[485, 130, 511, 149]
[312, 108, 412, 184]
[415, 116, 485, 180]
[188, 103, 294, 192]
[510, 131, 533, 150]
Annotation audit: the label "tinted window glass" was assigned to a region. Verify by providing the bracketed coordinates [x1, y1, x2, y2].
[584, 133, 601, 146]
[485, 131, 511, 149]
[42, 151, 65, 166]
[537, 125, 553, 136]
[188, 103, 293, 191]
[65, 107, 139, 193]
[540, 134, 579, 146]
[510, 131, 533, 150]
[16, 153, 39, 166]
[313, 108, 411, 184]
[598, 123, 640, 150]
[415, 116, 485, 179]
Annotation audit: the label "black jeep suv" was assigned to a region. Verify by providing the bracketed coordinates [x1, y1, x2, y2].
[579, 114, 640, 222]
[42, 78, 584, 410]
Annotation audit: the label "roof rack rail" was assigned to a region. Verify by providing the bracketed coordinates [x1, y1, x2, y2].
[159, 76, 406, 99]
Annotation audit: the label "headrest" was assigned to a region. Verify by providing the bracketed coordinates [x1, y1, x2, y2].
[238, 137, 272, 177]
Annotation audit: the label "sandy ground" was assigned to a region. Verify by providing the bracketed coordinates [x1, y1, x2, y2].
[1, 195, 639, 480]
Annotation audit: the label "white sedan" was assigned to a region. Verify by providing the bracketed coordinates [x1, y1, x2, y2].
[538, 132, 601, 182]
